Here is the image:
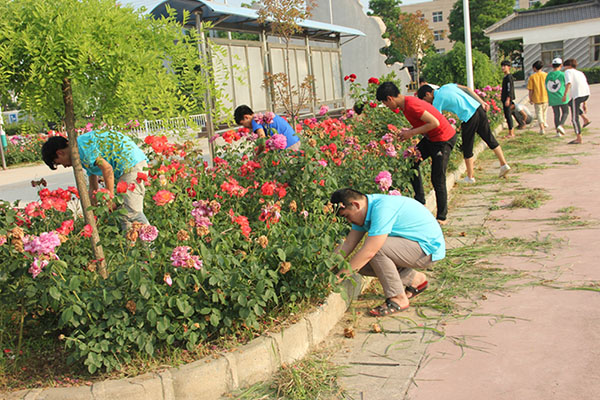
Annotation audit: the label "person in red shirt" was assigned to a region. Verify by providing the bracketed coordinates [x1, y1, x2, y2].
[376, 82, 457, 224]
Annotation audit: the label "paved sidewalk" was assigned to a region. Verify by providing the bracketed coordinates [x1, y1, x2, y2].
[330, 84, 600, 399]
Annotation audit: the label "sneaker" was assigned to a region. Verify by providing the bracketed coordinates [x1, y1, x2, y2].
[499, 164, 511, 178]
[461, 176, 476, 184]
[557, 125, 566, 135]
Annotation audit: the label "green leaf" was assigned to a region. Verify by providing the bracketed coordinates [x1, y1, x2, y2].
[60, 307, 74, 326]
[139, 284, 150, 299]
[145, 341, 154, 356]
[209, 313, 220, 327]
[176, 298, 186, 314]
[49, 287, 61, 301]
[277, 248, 286, 261]
[146, 309, 157, 325]
[69, 276, 81, 291]
[128, 266, 141, 286]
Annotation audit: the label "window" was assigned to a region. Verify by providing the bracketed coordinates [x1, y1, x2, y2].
[529, 0, 540, 7]
[540, 41, 563, 68]
[436, 48, 446, 54]
[432, 11, 443, 23]
[593, 35, 600, 62]
[434, 30, 444, 41]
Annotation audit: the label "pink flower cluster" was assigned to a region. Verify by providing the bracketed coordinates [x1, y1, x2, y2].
[23, 231, 61, 256]
[29, 258, 49, 279]
[138, 225, 159, 242]
[384, 143, 397, 158]
[319, 105, 329, 116]
[253, 112, 275, 125]
[191, 200, 221, 227]
[170, 246, 202, 270]
[375, 171, 393, 192]
[266, 133, 287, 150]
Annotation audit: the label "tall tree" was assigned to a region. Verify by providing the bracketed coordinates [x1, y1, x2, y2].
[368, 0, 404, 64]
[448, 0, 514, 55]
[541, 0, 588, 6]
[0, 0, 221, 276]
[388, 11, 435, 81]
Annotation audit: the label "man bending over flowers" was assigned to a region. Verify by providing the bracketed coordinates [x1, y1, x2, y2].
[376, 81, 457, 224]
[234, 105, 301, 151]
[331, 188, 445, 316]
[42, 130, 149, 231]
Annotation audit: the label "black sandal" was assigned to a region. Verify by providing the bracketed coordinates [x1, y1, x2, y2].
[369, 298, 409, 317]
[405, 281, 428, 298]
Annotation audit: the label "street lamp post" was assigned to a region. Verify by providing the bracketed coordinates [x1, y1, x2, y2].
[463, 0, 474, 89]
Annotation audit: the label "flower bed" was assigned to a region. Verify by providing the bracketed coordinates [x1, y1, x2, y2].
[0, 81, 505, 381]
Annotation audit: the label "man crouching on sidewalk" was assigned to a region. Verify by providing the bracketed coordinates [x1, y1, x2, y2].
[331, 188, 446, 316]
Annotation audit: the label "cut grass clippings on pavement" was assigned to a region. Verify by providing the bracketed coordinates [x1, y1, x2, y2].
[230, 349, 348, 400]
[509, 188, 551, 209]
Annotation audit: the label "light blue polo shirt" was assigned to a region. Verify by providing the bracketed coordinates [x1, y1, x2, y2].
[432, 83, 480, 123]
[251, 114, 300, 149]
[351, 194, 446, 261]
[77, 130, 147, 179]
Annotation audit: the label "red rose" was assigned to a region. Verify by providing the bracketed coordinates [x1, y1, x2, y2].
[116, 181, 128, 193]
[261, 181, 276, 196]
[81, 224, 93, 238]
[369, 102, 377, 108]
[368, 77, 379, 85]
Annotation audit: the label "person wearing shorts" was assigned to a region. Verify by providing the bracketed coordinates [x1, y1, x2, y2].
[418, 83, 510, 183]
[562, 58, 591, 144]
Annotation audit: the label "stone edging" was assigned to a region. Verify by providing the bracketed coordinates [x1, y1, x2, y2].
[3, 124, 502, 400]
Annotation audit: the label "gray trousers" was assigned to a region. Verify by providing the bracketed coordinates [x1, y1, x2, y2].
[359, 236, 434, 299]
[118, 160, 149, 231]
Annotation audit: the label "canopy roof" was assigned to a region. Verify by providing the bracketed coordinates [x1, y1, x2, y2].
[120, 0, 365, 40]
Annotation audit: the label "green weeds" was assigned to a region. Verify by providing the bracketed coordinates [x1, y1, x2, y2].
[509, 188, 551, 209]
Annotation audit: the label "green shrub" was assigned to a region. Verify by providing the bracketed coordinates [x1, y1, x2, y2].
[422, 42, 503, 88]
[582, 67, 600, 84]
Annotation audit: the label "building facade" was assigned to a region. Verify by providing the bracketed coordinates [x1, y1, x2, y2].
[400, 0, 455, 54]
[485, 0, 600, 77]
[400, 0, 550, 55]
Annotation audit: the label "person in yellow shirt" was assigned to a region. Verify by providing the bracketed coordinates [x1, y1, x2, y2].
[527, 60, 549, 134]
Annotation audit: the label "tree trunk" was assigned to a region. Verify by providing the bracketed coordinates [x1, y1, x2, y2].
[62, 77, 108, 279]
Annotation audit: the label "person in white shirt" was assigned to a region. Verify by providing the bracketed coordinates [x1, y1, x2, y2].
[562, 58, 591, 144]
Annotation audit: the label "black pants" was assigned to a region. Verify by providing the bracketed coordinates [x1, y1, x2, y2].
[461, 106, 499, 158]
[569, 96, 589, 135]
[552, 104, 569, 129]
[503, 102, 514, 130]
[411, 133, 458, 221]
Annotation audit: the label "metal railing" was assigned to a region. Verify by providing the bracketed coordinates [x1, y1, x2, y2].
[128, 114, 207, 136]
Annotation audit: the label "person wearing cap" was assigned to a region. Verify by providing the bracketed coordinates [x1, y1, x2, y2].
[501, 60, 517, 138]
[527, 60, 549, 135]
[376, 81, 457, 224]
[331, 188, 445, 316]
[562, 58, 591, 144]
[545, 57, 570, 137]
[417, 83, 510, 183]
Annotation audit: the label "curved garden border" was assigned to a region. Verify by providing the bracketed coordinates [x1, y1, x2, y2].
[4, 124, 503, 400]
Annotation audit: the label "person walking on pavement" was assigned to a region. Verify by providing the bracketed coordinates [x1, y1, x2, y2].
[42, 130, 149, 231]
[331, 188, 445, 316]
[527, 60, 549, 135]
[562, 58, 591, 144]
[545, 57, 570, 137]
[501, 60, 517, 138]
[376, 82, 457, 225]
[417, 83, 511, 183]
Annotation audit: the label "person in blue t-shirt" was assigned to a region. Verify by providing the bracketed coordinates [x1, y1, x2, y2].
[331, 188, 446, 316]
[418, 83, 510, 183]
[234, 105, 301, 152]
[42, 131, 149, 230]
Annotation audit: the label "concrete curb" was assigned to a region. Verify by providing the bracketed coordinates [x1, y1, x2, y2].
[3, 124, 503, 400]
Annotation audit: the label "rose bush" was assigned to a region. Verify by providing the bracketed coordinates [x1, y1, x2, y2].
[0, 78, 504, 375]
